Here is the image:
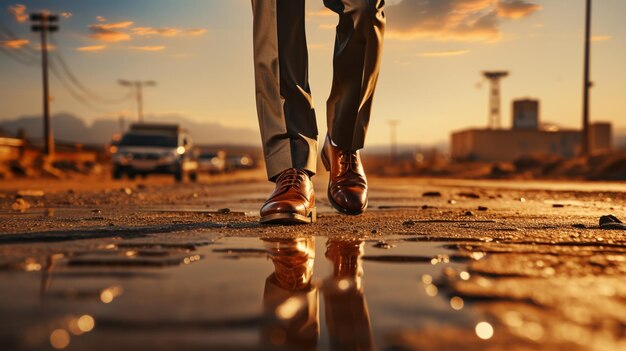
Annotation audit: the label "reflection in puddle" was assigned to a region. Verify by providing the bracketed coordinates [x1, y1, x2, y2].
[0, 236, 487, 350]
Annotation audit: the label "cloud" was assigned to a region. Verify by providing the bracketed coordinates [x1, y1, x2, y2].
[386, 0, 541, 42]
[129, 45, 166, 52]
[0, 38, 29, 49]
[8, 4, 27, 23]
[592, 35, 612, 42]
[497, 0, 541, 19]
[132, 27, 207, 37]
[76, 45, 106, 52]
[89, 21, 134, 42]
[60, 12, 73, 19]
[87, 19, 207, 45]
[418, 49, 470, 57]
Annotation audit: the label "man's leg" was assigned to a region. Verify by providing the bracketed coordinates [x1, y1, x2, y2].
[251, 0, 318, 180]
[321, 0, 385, 215]
[252, 0, 318, 224]
[324, 0, 385, 151]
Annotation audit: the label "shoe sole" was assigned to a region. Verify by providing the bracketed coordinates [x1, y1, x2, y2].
[260, 207, 316, 225]
[321, 149, 367, 216]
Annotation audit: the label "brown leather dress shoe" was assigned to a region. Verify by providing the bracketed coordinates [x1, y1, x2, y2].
[260, 168, 316, 224]
[321, 135, 368, 215]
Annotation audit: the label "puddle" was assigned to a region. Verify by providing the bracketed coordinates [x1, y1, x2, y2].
[0, 237, 487, 350]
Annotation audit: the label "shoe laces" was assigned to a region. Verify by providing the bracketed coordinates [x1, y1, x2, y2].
[276, 168, 308, 191]
[339, 151, 359, 171]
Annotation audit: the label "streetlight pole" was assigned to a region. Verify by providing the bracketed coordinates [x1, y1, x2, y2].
[118, 80, 156, 123]
[30, 13, 59, 159]
[387, 120, 400, 159]
[581, 0, 592, 156]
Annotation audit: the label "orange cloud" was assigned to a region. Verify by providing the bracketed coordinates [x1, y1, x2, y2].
[89, 21, 134, 42]
[1, 38, 29, 49]
[96, 16, 107, 22]
[76, 45, 107, 52]
[386, 0, 541, 42]
[418, 49, 470, 57]
[8, 4, 27, 23]
[592, 35, 612, 42]
[130, 45, 166, 51]
[497, 0, 541, 19]
[132, 27, 207, 37]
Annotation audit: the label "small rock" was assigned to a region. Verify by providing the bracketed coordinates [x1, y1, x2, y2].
[599, 215, 626, 230]
[11, 198, 31, 212]
[371, 229, 378, 234]
[448, 200, 457, 204]
[217, 208, 231, 214]
[421, 205, 431, 210]
[572, 223, 586, 229]
[122, 187, 133, 195]
[552, 204, 565, 208]
[423, 191, 442, 197]
[403, 220, 416, 226]
[477, 206, 488, 211]
[459, 192, 480, 199]
[464, 211, 474, 216]
[92, 209, 102, 214]
[373, 241, 395, 249]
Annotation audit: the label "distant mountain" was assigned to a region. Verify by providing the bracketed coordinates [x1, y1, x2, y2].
[0, 113, 261, 146]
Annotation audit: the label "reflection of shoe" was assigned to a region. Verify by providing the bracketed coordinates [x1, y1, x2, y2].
[321, 135, 368, 215]
[260, 168, 316, 224]
[264, 238, 315, 291]
[325, 240, 364, 279]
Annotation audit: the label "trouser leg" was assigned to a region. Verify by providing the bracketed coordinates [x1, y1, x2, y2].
[324, 0, 386, 151]
[251, 0, 318, 180]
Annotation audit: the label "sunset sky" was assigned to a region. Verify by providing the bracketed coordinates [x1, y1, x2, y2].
[1, 0, 624, 146]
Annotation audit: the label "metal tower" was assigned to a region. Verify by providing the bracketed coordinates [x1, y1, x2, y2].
[482, 71, 509, 129]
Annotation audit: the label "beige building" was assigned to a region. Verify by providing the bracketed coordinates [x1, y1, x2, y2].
[451, 99, 613, 161]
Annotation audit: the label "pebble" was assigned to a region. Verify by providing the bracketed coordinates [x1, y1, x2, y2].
[403, 220, 416, 226]
[478, 206, 488, 211]
[11, 198, 31, 212]
[464, 211, 474, 216]
[459, 192, 480, 199]
[552, 204, 565, 208]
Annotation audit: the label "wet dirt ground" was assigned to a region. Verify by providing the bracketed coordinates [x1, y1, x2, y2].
[1, 170, 625, 350]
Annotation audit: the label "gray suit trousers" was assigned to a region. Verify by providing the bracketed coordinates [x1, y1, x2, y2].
[252, 0, 385, 180]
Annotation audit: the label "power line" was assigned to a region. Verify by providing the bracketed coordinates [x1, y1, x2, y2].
[49, 36, 133, 104]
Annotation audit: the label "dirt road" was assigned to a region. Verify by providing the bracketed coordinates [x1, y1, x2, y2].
[1, 172, 625, 350]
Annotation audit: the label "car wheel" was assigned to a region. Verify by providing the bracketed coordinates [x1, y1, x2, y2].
[112, 168, 123, 180]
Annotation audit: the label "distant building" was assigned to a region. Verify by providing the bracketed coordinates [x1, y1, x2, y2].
[512, 99, 539, 130]
[451, 98, 613, 161]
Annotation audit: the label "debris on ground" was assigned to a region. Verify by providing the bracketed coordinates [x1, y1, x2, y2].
[599, 215, 626, 230]
[11, 198, 30, 212]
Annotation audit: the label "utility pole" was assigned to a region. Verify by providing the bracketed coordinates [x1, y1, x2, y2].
[118, 80, 156, 123]
[31, 12, 59, 159]
[387, 120, 400, 159]
[581, 0, 592, 156]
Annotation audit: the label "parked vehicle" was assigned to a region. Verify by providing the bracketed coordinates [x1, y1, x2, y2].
[197, 150, 226, 174]
[225, 153, 255, 172]
[111, 123, 198, 182]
